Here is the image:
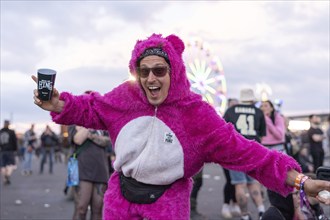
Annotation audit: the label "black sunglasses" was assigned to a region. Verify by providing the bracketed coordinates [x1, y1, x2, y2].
[137, 66, 170, 78]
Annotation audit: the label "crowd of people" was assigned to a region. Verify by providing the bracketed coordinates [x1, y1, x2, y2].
[0, 119, 115, 220]
[191, 90, 330, 220]
[1, 108, 329, 220]
[1, 33, 330, 220]
[216, 92, 329, 220]
[0, 121, 114, 179]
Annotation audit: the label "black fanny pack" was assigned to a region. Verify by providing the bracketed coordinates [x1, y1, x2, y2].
[119, 173, 171, 204]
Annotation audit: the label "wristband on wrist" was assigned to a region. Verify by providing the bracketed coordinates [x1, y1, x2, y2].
[300, 175, 310, 191]
[294, 174, 305, 190]
[299, 175, 314, 214]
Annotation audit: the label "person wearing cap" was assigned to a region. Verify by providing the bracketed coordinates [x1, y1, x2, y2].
[223, 89, 266, 220]
[0, 120, 18, 185]
[32, 34, 330, 219]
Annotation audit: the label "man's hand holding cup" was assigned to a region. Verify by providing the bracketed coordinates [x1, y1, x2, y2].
[32, 69, 64, 113]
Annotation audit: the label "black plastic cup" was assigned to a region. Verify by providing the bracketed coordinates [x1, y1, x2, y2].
[37, 68, 56, 101]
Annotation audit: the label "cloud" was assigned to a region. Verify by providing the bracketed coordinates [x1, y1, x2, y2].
[56, 66, 129, 95]
[1, 1, 329, 133]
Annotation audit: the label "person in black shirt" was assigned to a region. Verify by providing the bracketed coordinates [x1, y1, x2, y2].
[308, 114, 325, 172]
[0, 120, 18, 185]
[223, 89, 266, 220]
[224, 97, 266, 143]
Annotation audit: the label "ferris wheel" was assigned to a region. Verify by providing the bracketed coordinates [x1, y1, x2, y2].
[183, 37, 227, 115]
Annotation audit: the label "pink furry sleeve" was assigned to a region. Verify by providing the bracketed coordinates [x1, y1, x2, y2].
[50, 92, 108, 130]
[198, 105, 301, 196]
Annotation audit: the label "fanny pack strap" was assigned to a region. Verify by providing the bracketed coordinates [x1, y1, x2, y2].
[121, 174, 171, 189]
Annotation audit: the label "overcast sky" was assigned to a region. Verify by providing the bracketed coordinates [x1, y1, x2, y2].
[1, 1, 329, 133]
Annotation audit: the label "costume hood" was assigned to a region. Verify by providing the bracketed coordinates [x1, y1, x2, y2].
[129, 34, 191, 104]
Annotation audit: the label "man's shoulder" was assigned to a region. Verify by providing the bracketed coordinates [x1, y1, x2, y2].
[224, 105, 237, 115]
[227, 104, 261, 114]
[308, 127, 315, 132]
[254, 107, 265, 118]
[0, 128, 14, 134]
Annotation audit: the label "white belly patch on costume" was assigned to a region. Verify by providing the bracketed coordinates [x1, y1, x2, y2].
[113, 116, 184, 185]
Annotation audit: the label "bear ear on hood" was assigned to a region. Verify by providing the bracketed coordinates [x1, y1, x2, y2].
[166, 34, 185, 56]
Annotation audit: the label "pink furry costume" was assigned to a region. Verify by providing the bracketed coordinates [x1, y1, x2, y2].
[51, 34, 301, 220]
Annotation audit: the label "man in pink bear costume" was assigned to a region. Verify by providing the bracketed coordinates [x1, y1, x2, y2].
[32, 33, 330, 219]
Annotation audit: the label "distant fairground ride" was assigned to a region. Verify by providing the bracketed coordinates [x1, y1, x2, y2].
[255, 82, 283, 112]
[256, 82, 272, 102]
[183, 37, 227, 115]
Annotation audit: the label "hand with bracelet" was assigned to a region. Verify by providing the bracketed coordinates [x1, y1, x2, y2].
[287, 170, 330, 205]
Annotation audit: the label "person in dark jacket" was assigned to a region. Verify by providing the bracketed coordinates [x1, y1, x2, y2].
[0, 120, 18, 185]
[40, 125, 59, 174]
[308, 114, 326, 172]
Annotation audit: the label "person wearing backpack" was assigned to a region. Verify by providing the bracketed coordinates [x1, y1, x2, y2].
[0, 120, 18, 185]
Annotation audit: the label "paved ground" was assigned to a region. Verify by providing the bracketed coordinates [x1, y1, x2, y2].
[0, 157, 74, 220]
[1, 155, 329, 220]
